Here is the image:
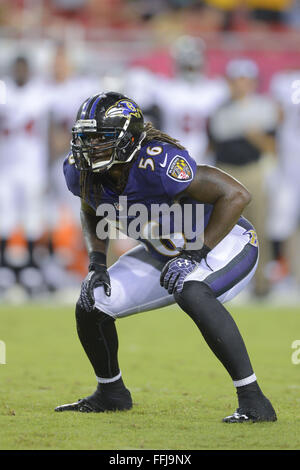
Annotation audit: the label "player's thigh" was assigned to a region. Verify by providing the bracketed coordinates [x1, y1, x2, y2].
[94, 245, 174, 319]
[183, 221, 258, 304]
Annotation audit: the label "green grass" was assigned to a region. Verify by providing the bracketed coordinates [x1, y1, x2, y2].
[0, 301, 300, 450]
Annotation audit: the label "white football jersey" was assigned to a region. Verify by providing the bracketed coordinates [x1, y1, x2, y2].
[124, 67, 159, 111]
[0, 77, 51, 177]
[270, 70, 300, 173]
[153, 75, 229, 164]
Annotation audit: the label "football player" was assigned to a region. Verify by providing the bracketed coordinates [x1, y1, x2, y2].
[0, 56, 51, 295]
[268, 68, 300, 289]
[151, 36, 229, 166]
[55, 92, 277, 423]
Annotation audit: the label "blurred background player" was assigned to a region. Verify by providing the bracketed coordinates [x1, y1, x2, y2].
[45, 43, 101, 291]
[208, 58, 281, 298]
[0, 55, 51, 297]
[123, 66, 162, 129]
[151, 35, 229, 165]
[268, 66, 300, 295]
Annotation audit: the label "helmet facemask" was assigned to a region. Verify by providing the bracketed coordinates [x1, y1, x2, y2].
[72, 125, 121, 172]
[71, 120, 145, 173]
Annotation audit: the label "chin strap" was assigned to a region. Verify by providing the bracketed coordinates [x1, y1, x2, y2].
[121, 131, 147, 165]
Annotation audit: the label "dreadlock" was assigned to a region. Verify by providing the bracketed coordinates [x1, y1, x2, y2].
[143, 122, 186, 150]
[80, 170, 103, 208]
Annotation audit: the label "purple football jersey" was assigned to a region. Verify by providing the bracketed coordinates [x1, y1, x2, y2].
[64, 140, 213, 261]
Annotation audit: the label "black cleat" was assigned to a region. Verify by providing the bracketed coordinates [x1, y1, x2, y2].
[55, 398, 102, 413]
[55, 387, 132, 413]
[223, 396, 277, 423]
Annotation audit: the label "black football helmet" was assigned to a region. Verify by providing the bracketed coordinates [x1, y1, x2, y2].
[71, 92, 145, 172]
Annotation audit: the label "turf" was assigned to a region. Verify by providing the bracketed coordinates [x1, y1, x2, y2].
[0, 301, 300, 450]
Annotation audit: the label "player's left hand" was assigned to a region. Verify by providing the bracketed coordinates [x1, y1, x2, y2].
[160, 255, 197, 294]
[160, 245, 212, 295]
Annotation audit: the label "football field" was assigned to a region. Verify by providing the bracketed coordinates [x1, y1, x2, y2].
[0, 300, 300, 450]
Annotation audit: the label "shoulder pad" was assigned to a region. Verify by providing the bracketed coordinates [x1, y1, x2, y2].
[158, 144, 196, 197]
[138, 142, 196, 197]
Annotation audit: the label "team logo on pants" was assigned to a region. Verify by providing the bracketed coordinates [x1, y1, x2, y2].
[246, 229, 258, 247]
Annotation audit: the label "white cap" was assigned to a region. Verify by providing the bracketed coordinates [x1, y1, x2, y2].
[226, 59, 259, 79]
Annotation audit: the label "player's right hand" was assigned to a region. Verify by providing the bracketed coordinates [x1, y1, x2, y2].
[79, 265, 111, 312]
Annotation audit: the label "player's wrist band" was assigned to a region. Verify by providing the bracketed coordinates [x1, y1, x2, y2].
[197, 244, 211, 258]
[180, 244, 211, 263]
[89, 251, 107, 270]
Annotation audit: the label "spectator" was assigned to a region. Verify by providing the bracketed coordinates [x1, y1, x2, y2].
[246, 0, 292, 26]
[283, 0, 300, 27]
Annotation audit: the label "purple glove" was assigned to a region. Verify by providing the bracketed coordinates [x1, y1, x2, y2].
[160, 245, 211, 295]
[160, 256, 197, 294]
